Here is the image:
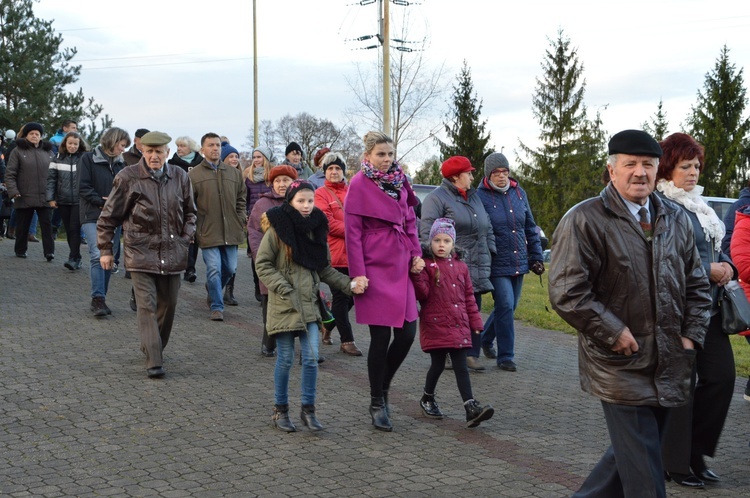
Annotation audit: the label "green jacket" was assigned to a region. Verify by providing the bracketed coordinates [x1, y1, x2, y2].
[255, 219, 352, 336]
[188, 159, 247, 248]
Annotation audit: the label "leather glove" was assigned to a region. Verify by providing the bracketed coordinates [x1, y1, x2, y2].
[530, 260, 545, 275]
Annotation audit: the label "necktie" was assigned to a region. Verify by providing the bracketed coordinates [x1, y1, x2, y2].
[639, 207, 652, 240]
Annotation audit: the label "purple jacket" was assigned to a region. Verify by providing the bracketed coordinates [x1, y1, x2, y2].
[344, 171, 421, 327]
[245, 177, 272, 216]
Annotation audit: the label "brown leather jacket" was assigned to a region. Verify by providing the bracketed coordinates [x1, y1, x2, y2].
[548, 184, 711, 407]
[97, 160, 197, 275]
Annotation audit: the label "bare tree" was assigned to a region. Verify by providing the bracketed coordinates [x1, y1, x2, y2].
[346, 10, 446, 162]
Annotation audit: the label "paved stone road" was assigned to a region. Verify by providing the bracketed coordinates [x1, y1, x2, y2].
[1, 239, 749, 497]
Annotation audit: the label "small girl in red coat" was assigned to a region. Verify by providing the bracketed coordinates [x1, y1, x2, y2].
[410, 218, 494, 427]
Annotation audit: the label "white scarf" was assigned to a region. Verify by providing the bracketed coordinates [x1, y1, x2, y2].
[656, 179, 724, 251]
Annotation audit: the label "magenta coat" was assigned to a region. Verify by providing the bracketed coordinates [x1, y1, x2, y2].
[410, 249, 484, 352]
[344, 171, 421, 327]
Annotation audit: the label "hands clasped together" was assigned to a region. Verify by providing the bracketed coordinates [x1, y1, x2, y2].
[350, 276, 369, 294]
[709, 261, 733, 287]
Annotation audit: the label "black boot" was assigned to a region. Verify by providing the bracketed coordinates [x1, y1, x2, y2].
[223, 273, 238, 306]
[300, 404, 324, 431]
[420, 392, 444, 419]
[464, 399, 494, 428]
[272, 404, 296, 432]
[370, 397, 392, 432]
[383, 389, 391, 417]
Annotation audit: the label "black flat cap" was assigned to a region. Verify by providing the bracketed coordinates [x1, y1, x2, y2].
[608, 129, 662, 157]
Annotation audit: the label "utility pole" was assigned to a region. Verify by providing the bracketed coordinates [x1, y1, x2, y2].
[252, 0, 259, 147]
[380, 0, 390, 137]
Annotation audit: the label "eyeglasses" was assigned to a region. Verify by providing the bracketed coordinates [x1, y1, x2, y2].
[491, 169, 510, 176]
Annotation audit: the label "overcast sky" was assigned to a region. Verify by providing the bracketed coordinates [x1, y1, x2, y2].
[34, 0, 750, 170]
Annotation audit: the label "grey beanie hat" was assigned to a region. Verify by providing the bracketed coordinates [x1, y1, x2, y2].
[253, 146, 275, 164]
[484, 152, 510, 177]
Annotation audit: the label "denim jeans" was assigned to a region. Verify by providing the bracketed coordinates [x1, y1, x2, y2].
[82, 223, 121, 298]
[274, 322, 320, 406]
[481, 275, 524, 363]
[202, 245, 238, 311]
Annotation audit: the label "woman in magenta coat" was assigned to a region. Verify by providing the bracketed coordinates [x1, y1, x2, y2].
[344, 131, 424, 432]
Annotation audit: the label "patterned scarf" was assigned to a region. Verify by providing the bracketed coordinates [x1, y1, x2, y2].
[361, 159, 406, 200]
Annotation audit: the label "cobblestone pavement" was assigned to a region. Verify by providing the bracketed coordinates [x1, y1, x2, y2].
[1, 239, 749, 497]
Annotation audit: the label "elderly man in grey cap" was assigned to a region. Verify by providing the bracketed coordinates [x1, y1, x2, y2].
[98, 131, 197, 378]
[548, 129, 711, 497]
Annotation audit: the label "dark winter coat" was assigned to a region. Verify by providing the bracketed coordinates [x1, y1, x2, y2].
[122, 145, 143, 166]
[97, 159, 197, 274]
[47, 151, 84, 205]
[721, 187, 750, 257]
[168, 152, 203, 173]
[548, 184, 712, 408]
[477, 178, 543, 277]
[248, 189, 285, 296]
[411, 246, 484, 352]
[5, 138, 54, 208]
[245, 175, 273, 216]
[419, 179, 495, 293]
[78, 146, 127, 224]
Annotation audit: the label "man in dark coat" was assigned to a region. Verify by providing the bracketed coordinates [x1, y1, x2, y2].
[98, 132, 196, 379]
[548, 129, 712, 497]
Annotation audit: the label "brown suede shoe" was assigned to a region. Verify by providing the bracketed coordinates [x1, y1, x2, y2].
[340, 342, 362, 356]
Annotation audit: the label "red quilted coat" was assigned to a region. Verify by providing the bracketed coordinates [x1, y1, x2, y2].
[731, 208, 750, 297]
[410, 247, 484, 352]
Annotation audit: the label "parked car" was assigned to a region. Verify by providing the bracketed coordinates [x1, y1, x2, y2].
[705, 196, 737, 222]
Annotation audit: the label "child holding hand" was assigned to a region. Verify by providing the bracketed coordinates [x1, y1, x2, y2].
[410, 218, 494, 428]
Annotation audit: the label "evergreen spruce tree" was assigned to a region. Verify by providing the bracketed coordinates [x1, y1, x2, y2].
[0, 0, 101, 134]
[412, 157, 442, 185]
[642, 99, 670, 141]
[688, 45, 750, 197]
[436, 61, 493, 187]
[518, 30, 606, 235]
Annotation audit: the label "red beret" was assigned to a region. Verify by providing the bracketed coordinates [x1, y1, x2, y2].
[440, 156, 475, 178]
[313, 147, 331, 167]
[268, 165, 299, 183]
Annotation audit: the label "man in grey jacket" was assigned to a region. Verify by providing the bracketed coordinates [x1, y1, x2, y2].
[548, 130, 711, 497]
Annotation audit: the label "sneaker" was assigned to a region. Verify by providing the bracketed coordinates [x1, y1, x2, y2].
[420, 393, 444, 419]
[45, 253, 54, 262]
[91, 297, 109, 317]
[465, 399, 494, 428]
[184, 270, 196, 283]
[111, 263, 119, 274]
[498, 360, 517, 372]
[210, 310, 224, 321]
[467, 356, 486, 371]
[64, 259, 77, 270]
[482, 345, 497, 359]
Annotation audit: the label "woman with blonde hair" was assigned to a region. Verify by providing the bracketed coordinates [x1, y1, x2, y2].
[244, 146, 275, 300]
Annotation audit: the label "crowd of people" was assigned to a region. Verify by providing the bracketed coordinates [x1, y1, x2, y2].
[2, 121, 750, 494]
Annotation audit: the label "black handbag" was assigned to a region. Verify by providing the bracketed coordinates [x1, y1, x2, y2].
[720, 280, 750, 335]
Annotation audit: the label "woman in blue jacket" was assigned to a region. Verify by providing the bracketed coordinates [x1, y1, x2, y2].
[476, 153, 544, 372]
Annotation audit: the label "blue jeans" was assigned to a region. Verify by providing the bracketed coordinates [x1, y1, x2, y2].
[481, 275, 524, 363]
[82, 223, 121, 298]
[274, 322, 320, 406]
[202, 245, 238, 311]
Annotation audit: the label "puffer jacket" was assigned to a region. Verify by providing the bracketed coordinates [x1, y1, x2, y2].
[721, 186, 750, 257]
[97, 160, 197, 274]
[47, 151, 84, 205]
[314, 180, 348, 268]
[477, 177, 543, 277]
[548, 184, 712, 407]
[188, 159, 247, 249]
[255, 212, 352, 335]
[731, 206, 750, 297]
[5, 138, 54, 208]
[411, 246, 484, 352]
[78, 146, 126, 224]
[420, 179, 495, 293]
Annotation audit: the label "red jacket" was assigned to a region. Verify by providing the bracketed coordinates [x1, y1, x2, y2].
[314, 180, 348, 268]
[410, 248, 484, 351]
[731, 209, 750, 296]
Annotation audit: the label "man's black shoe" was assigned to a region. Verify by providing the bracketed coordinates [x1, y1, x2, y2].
[147, 367, 166, 378]
[184, 271, 197, 283]
[15, 252, 27, 258]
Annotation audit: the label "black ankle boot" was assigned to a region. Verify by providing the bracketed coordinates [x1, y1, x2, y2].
[383, 389, 391, 417]
[223, 274, 238, 306]
[464, 399, 494, 428]
[300, 404, 324, 431]
[272, 404, 297, 432]
[370, 396, 392, 432]
[420, 392, 444, 419]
